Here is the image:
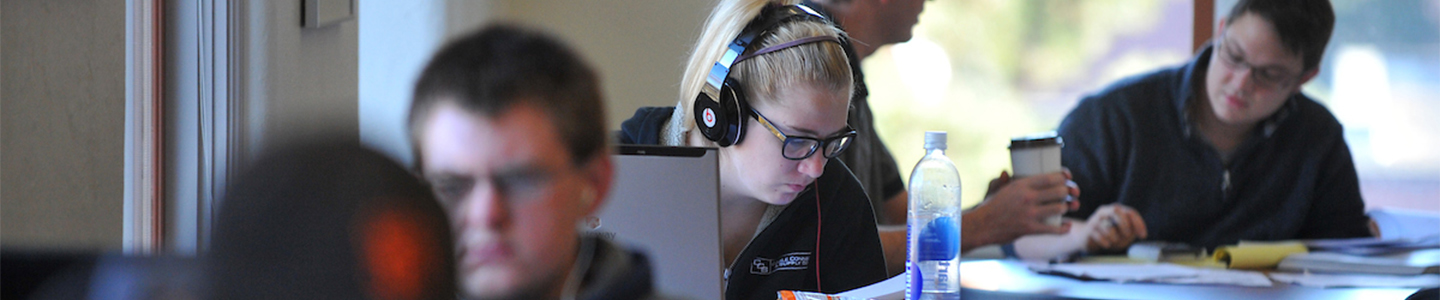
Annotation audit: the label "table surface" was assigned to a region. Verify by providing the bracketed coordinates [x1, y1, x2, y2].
[958, 259, 1425, 300]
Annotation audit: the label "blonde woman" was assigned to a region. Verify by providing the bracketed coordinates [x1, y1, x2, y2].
[618, 0, 887, 298]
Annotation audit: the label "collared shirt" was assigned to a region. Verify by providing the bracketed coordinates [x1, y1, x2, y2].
[1056, 44, 1372, 249]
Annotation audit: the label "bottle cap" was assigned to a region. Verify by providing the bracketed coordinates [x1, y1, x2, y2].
[924, 131, 947, 150]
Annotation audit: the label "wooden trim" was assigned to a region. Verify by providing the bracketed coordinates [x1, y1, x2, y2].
[124, 0, 165, 255]
[152, 0, 166, 253]
[1194, 0, 1215, 52]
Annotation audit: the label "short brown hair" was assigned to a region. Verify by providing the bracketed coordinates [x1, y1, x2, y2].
[408, 24, 607, 168]
[1224, 0, 1335, 72]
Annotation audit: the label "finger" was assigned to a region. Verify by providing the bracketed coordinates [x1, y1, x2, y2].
[1122, 209, 1148, 239]
[1067, 180, 1080, 198]
[1035, 221, 1068, 235]
[1062, 168, 1073, 180]
[1038, 199, 1069, 217]
[1093, 225, 1119, 249]
[1114, 221, 1136, 244]
[1088, 204, 1114, 223]
[1110, 208, 1136, 241]
[1024, 172, 1066, 189]
[1099, 218, 1123, 246]
[1029, 180, 1070, 206]
[986, 171, 1012, 198]
[1103, 226, 1125, 249]
[1067, 197, 1081, 210]
[1052, 183, 1072, 203]
[1090, 234, 1112, 250]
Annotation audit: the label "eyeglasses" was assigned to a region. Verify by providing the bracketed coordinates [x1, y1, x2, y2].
[749, 108, 856, 160]
[1214, 35, 1300, 89]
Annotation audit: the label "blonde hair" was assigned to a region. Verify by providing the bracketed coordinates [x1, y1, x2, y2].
[675, 0, 853, 141]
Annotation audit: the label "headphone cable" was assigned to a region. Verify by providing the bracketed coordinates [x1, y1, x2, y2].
[814, 179, 822, 291]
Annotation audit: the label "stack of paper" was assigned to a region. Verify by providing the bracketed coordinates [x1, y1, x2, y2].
[1369, 207, 1440, 243]
[1028, 262, 1273, 287]
[1269, 273, 1440, 288]
[1304, 236, 1440, 256]
[1278, 252, 1440, 275]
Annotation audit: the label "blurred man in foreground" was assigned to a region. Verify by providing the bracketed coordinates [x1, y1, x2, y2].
[210, 140, 456, 300]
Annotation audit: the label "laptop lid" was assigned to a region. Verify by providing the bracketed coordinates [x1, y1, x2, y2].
[592, 145, 723, 300]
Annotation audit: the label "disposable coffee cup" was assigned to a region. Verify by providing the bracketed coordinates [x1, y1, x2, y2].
[1009, 132, 1065, 226]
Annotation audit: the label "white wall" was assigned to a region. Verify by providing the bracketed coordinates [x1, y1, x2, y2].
[1, 0, 127, 249]
[359, 0, 713, 166]
[489, 0, 713, 129]
[359, 0, 492, 166]
[243, 0, 359, 151]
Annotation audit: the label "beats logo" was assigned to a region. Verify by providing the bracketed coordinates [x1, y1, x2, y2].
[703, 108, 717, 127]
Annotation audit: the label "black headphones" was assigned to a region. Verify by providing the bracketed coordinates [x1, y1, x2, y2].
[693, 4, 830, 147]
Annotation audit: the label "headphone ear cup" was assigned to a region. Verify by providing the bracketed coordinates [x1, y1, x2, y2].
[723, 78, 749, 146]
[693, 93, 729, 145]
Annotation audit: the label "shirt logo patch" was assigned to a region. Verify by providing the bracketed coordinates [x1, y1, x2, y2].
[750, 252, 811, 275]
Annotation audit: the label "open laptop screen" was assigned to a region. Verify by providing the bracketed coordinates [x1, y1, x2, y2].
[592, 145, 723, 299]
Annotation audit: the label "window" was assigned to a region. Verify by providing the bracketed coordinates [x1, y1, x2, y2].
[870, 0, 1196, 207]
[873, 0, 1439, 213]
[1273, 0, 1440, 212]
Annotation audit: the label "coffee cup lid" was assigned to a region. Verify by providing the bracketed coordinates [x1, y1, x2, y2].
[1009, 132, 1063, 149]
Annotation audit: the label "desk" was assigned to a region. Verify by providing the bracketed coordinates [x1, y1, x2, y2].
[958, 259, 1424, 299]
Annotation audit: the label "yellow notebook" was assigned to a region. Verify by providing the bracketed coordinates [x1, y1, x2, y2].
[1211, 241, 1309, 269]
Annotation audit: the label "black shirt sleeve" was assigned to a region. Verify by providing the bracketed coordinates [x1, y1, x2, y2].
[1297, 123, 1372, 239]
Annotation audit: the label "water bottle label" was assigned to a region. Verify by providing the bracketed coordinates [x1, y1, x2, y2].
[919, 216, 959, 261]
[907, 263, 923, 300]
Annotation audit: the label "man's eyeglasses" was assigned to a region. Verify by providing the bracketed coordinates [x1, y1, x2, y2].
[1214, 35, 1300, 89]
[749, 108, 856, 160]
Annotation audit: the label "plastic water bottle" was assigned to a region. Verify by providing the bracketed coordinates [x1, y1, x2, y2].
[906, 131, 961, 300]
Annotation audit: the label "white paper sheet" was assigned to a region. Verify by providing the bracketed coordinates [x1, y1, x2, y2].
[834, 273, 904, 300]
[1031, 263, 1273, 287]
[1152, 268, 1273, 287]
[1269, 272, 1440, 288]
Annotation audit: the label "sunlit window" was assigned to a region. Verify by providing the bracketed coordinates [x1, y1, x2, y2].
[1281, 0, 1440, 212]
[869, 0, 1196, 207]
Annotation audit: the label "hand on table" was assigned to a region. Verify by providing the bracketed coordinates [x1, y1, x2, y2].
[1076, 204, 1148, 253]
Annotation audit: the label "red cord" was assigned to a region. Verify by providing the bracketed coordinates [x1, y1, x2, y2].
[814, 180, 822, 291]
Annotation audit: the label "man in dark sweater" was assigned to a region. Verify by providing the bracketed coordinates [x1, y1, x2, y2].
[1017, 0, 1373, 258]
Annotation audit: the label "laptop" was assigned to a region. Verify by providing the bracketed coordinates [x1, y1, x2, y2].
[591, 145, 724, 299]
